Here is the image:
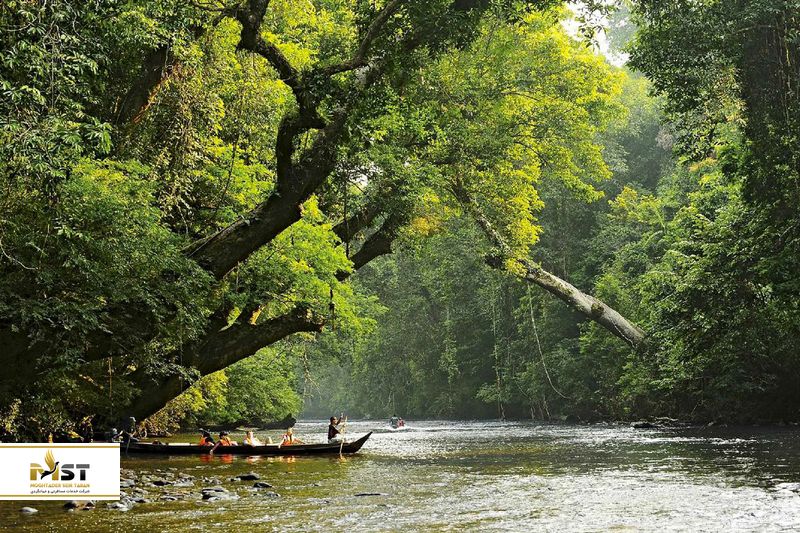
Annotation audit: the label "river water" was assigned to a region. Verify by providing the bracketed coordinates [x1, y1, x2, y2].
[2, 420, 800, 531]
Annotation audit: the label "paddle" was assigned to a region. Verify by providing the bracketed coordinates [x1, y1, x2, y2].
[338, 413, 348, 456]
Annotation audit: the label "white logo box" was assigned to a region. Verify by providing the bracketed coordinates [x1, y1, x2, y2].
[0, 443, 120, 500]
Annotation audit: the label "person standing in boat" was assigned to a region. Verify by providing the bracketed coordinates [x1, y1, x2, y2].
[328, 416, 345, 443]
[389, 414, 399, 428]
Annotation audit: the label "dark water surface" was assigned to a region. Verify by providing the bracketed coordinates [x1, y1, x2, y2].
[2, 420, 800, 531]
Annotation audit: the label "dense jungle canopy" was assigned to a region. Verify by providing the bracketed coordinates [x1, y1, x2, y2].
[0, 0, 798, 439]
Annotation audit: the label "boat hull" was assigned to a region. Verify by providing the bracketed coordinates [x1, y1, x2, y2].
[121, 432, 372, 456]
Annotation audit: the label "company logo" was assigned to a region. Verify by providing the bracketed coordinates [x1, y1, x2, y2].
[1, 443, 119, 500]
[29, 449, 90, 481]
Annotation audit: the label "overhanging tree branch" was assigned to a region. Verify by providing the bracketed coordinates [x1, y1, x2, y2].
[332, 199, 384, 243]
[128, 214, 404, 419]
[451, 181, 646, 348]
[317, 0, 406, 77]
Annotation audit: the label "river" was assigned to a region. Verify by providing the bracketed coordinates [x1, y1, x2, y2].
[2, 420, 800, 531]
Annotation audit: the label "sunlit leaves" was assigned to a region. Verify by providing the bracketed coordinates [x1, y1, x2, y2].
[418, 10, 623, 257]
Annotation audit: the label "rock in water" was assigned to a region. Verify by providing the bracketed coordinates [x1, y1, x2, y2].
[63, 500, 79, 510]
[106, 502, 129, 511]
[631, 421, 657, 429]
[20, 507, 38, 514]
[203, 492, 239, 501]
[253, 481, 273, 489]
[201, 487, 233, 500]
[233, 473, 260, 481]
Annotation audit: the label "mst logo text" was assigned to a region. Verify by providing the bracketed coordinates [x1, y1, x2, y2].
[29, 449, 90, 481]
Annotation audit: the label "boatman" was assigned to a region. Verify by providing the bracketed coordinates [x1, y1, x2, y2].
[328, 416, 345, 443]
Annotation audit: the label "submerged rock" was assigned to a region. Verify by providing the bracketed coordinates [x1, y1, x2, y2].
[63, 501, 79, 510]
[201, 486, 237, 501]
[232, 472, 260, 481]
[631, 421, 658, 429]
[203, 492, 239, 501]
[354, 492, 387, 497]
[20, 507, 38, 514]
[253, 481, 273, 489]
[106, 502, 129, 511]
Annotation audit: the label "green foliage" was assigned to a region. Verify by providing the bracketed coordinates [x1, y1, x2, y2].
[189, 348, 302, 427]
[3, 0, 799, 437]
[1, 159, 213, 361]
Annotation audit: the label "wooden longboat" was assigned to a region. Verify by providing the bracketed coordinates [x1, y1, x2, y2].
[121, 432, 372, 456]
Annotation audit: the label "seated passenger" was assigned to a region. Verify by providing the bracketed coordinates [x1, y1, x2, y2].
[199, 430, 215, 446]
[218, 431, 237, 446]
[243, 431, 263, 446]
[281, 427, 304, 446]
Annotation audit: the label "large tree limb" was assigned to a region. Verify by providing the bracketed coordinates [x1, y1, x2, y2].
[332, 200, 384, 242]
[185, 112, 348, 278]
[341, 212, 404, 275]
[317, 0, 406, 77]
[451, 181, 646, 348]
[126, 305, 324, 419]
[128, 214, 403, 419]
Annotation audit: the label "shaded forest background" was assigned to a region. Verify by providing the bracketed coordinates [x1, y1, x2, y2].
[308, 1, 800, 424]
[1, 0, 798, 439]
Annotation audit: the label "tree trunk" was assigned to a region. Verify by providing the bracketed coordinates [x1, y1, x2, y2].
[115, 45, 174, 125]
